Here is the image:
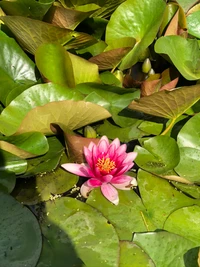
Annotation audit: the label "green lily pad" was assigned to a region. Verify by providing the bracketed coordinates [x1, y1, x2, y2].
[0, 31, 37, 106]
[119, 241, 155, 267]
[137, 169, 199, 227]
[0, 192, 42, 267]
[18, 136, 64, 178]
[87, 188, 155, 241]
[175, 147, 200, 183]
[13, 153, 78, 205]
[0, 82, 84, 136]
[0, 132, 49, 159]
[133, 231, 198, 267]
[0, 16, 96, 54]
[187, 10, 200, 39]
[0, 150, 27, 175]
[164, 205, 200, 246]
[106, 0, 166, 70]
[155, 36, 200, 80]
[171, 182, 200, 199]
[0, 0, 54, 20]
[177, 113, 200, 149]
[134, 135, 180, 174]
[38, 197, 119, 267]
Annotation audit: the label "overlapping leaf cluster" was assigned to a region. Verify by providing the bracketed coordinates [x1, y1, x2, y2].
[0, 0, 200, 266]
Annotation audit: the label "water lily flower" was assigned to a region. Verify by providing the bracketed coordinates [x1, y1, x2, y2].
[62, 136, 137, 205]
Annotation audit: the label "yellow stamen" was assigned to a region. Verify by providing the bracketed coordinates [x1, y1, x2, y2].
[96, 157, 116, 173]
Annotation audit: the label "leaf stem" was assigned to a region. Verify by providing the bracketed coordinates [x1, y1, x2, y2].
[161, 117, 176, 135]
[140, 211, 149, 231]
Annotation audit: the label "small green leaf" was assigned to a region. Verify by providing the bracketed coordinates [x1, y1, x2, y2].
[0, 192, 42, 267]
[187, 10, 200, 39]
[0, 171, 16, 193]
[155, 36, 200, 80]
[134, 136, 180, 174]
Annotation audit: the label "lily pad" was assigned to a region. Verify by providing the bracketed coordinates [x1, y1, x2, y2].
[133, 231, 198, 267]
[137, 169, 199, 227]
[0, 171, 16, 193]
[164, 205, 200, 246]
[0, 82, 84, 136]
[87, 188, 155, 241]
[0, 192, 42, 267]
[106, 0, 166, 70]
[0, 132, 49, 159]
[155, 36, 200, 80]
[0, 31, 37, 106]
[187, 10, 200, 38]
[119, 241, 155, 267]
[134, 135, 180, 174]
[0, 15, 96, 54]
[38, 197, 119, 267]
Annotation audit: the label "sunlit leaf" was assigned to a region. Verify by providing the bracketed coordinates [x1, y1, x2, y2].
[164, 205, 200, 245]
[187, 10, 200, 38]
[16, 100, 111, 135]
[155, 36, 200, 80]
[0, 132, 49, 159]
[0, 31, 37, 106]
[0, 83, 84, 136]
[1, 16, 96, 54]
[106, 0, 166, 69]
[133, 231, 198, 267]
[129, 84, 200, 119]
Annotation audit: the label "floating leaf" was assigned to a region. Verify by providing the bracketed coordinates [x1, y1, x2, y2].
[133, 231, 198, 267]
[137, 169, 199, 227]
[0, 192, 42, 267]
[119, 241, 155, 266]
[164, 205, 200, 245]
[38, 197, 119, 267]
[129, 84, 200, 119]
[0, 83, 84, 136]
[0, 31, 37, 106]
[155, 36, 200, 80]
[0, 150, 27, 175]
[16, 100, 111, 135]
[1, 16, 96, 54]
[0, 0, 54, 20]
[0, 132, 49, 159]
[134, 135, 180, 174]
[87, 188, 155, 240]
[13, 153, 78, 205]
[106, 0, 166, 69]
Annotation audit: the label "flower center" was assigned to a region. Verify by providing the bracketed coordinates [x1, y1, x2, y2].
[96, 157, 116, 173]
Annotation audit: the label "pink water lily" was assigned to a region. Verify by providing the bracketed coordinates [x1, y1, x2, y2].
[62, 136, 137, 205]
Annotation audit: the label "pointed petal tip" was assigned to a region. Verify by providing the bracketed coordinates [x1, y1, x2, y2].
[80, 182, 94, 198]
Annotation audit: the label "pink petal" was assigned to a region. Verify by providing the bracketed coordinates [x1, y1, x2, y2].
[100, 183, 119, 205]
[61, 163, 90, 177]
[88, 141, 96, 152]
[111, 174, 132, 184]
[84, 146, 93, 167]
[112, 176, 137, 190]
[116, 163, 134, 176]
[123, 152, 138, 164]
[98, 136, 109, 153]
[110, 138, 120, 150]
[87, 178, 102, 187]
[80, 182, 94, 198]
[101, 174, 113, 183]
[115, 143, 127, 156]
